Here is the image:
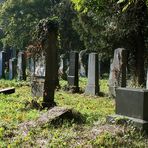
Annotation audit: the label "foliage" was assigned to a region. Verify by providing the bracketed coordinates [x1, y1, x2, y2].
[0, 0, 59, 50]
[0, 0, 84, 54]
[0, 79, 148, 147]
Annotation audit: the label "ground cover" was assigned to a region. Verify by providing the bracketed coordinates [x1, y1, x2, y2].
[0, 78, 148, 147]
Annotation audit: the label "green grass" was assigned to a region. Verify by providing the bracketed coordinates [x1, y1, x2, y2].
[0, 78, 148, 147]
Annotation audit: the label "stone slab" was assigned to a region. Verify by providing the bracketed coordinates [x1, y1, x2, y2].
[18, 107, 81, 137]
[107, 114, 148, 131]
[116, 88, 148, 120]
[0, 87, 15, 94]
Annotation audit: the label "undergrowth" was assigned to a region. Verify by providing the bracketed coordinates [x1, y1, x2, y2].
[0, 78, 147, 147]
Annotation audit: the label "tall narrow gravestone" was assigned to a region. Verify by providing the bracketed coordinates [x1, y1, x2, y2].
[85, 53, 99, 96]
[17, 52, 26, 80]
[9, 58, 17, 80]
[108, 48, 127, 98]
[67, 51, 79, 92]
[0, 51, 6, 78]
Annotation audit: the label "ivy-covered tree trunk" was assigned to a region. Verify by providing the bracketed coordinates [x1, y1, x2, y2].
[42, 30, 58, 108]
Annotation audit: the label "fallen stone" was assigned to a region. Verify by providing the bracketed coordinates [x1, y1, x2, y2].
[0, 87, 15, 94]
[18, 107, 83, 137]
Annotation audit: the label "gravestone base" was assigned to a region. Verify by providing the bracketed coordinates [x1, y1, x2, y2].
[68, 86, 80, 93]
[42, 101, 57, 109]
[85, 85, 99, 96]
[107, 114, 148, 131]
[108, 86, 117, 98]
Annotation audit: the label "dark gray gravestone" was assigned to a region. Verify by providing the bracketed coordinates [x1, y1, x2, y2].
[108, 48, 127, 98]
[17, 52, 26, 80]
[85, 53, 99, 96]
[67, 51, 79, 92]
[9, 58, 17, 80]
[0, 51, 6, 78]
[107, 88, 148, 131]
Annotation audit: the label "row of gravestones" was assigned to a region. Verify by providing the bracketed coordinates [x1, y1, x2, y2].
[0, 50, 26, 80]
[31, 51, 100, 97]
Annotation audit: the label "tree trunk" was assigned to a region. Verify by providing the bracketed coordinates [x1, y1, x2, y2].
[42, 31, 58, 108]
[135, 29, 145, 86]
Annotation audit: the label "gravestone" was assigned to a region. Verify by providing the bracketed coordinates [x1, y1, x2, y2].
[67, 51, 79, 92]
[0, 51, 6, 78]
[59, 54, 68, 80]
[79, 49, 88, 77]
[17, 51, 26, 80]
[108, 48, 127, 98]
[34, 53, 45, 77]
[9, 58, 17, 80]
[107, 88, 148, 131]
[85, 53, 99, 96]
[31, 53, 45, 98]
[28, 58, 35, 76]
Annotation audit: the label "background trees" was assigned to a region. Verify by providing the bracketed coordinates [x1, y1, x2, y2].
[0, 0, 148, 86]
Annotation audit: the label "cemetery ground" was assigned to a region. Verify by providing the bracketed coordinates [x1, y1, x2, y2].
[0, 78, 148, 147]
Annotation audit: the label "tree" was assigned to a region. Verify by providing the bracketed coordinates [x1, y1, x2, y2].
[0, 0, 59, 51]
[72, 0, 148, 85]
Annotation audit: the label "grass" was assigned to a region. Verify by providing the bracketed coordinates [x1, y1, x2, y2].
[0, 78, 148, 147]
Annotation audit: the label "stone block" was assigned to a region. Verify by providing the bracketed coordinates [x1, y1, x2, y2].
[107, 88, 148, 131]
[116, 88, 148, 120]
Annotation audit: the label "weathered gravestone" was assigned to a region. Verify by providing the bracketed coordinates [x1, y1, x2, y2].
[67, 51, 79, 92]
[85, 53, 99, 96]
[59, 54, 68, 80]
[107, 88, 148, 131]
[79, 49, 88, 77]
[9, 58, 17, 80]
[17, 51, 26, 80]
[0, 51, 6, 78]
[31, 53, 45, 98]
[108, 48, 127, 98]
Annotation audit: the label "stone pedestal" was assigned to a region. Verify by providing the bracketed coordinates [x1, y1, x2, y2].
[85, 53, 99, 96]
[0, 51, 6, 78]
[67, 51, 79, 92]
[107, 88, 148, 131]
[9, 58, 17, 80]
[17, 52, 26, 80]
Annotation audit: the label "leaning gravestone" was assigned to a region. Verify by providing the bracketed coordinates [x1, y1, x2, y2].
[0, 51, 6, 78]
[9, 58, 17, 80]
[108, 48, 127, 98]
[85, 53, 99, 96]
[17, 51, 26, 80]
[67, 51, 79, 92]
